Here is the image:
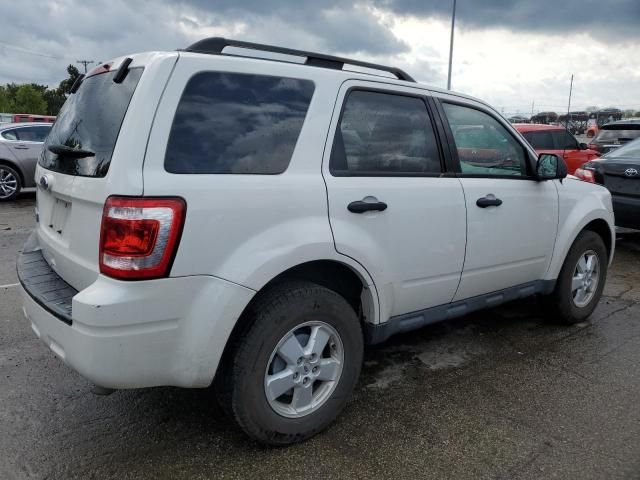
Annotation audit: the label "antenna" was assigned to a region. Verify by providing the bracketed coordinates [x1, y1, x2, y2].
[447, 0, 457, 90]
[565, 74, 574, 135]
[76, 60, 95, 74]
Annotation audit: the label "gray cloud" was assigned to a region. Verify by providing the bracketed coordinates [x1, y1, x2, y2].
[375, 0, 640, 41]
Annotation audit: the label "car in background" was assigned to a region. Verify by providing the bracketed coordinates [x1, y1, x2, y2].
[0, 122, 52, 201]
[0, 113, 13, 124]
[575, 137, 640, 230]
[11, 114, 56, 123]
[588, 120, 640, 155]
[514, 123, 600, 174]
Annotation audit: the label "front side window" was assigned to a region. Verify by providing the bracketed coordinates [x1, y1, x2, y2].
[552, 130, 578, 149]
[165, 72, 314, 174]
[523, 131, 555, 150]
[443, 103, 528, 177]
[330, 90, 441, 175]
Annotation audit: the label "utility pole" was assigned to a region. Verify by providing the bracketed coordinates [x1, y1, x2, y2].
[531, 100, 534, 117]
[566, 74, 574, 134]
[76, 60, 94, 74]
[447, 0, 457, 90]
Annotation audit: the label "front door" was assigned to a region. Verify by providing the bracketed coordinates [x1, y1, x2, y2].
[323, 82, 467, 321]
[436, 100, 559, 301]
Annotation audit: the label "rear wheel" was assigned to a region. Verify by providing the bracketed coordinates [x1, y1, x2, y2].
[0, 165, 21, 201]
[542, 231, 607, 324]
[217, 281, 363, 445]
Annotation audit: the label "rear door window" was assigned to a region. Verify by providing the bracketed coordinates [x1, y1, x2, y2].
[330, 90, 442, 175]
[40, 67, 143, 177]
[165, 72, 314, 174]
[16, 126, 51, 142]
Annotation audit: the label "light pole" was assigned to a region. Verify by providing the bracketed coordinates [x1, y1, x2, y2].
[447, 0, 457, 90]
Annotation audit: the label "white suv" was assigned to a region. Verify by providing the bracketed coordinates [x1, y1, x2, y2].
[18, 38, 615, 445]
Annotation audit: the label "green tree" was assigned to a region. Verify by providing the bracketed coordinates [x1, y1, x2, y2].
[58, 65, 81, 95]
[0, 86, 14, 112]
[13, 84, 47, 114]
[623, 109, 635, 118]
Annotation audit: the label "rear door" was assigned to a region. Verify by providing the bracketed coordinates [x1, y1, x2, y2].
[34, 53, 178, 290]
[323, 81, 467, 321]
[435, 98, 558, 301]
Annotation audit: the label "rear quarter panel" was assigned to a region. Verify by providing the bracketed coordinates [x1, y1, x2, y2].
[142, 54, 377, 297]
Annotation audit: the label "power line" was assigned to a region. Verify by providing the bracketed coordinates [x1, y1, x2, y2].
[76, 60, 95, 73]
[0, 41, 64, 60]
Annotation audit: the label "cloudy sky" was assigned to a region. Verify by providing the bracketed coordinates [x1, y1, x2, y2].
[1, 0, 639, 116]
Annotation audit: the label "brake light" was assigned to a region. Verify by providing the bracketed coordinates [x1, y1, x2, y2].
[573, 167, 595, 183]
[99, 197, 186, 280]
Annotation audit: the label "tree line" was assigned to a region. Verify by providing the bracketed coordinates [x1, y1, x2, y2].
[0, 65, 82, 115]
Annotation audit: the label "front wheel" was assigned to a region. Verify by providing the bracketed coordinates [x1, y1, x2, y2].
[217, 281, 363, 445]
[542, 230, 608, 324]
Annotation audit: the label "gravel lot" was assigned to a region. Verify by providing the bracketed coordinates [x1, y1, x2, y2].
[1, 192, 640, 480]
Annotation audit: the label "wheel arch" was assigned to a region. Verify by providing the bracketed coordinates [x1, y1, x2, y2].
[214, 259, 379, 381]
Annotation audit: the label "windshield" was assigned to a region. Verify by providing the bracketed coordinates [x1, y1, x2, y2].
[604, 137, 640, 158]
[39, 67, 143, 177]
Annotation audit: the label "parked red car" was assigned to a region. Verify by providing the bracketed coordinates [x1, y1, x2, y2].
[514, 124, 600, 174]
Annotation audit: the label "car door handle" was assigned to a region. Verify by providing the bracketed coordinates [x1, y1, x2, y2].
[14, 144, 29, 149]
[348, 200, 388, 213]
[476, 195, 502, 208]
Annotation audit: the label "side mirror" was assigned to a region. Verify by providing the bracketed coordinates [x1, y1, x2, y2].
[536, 153, 568, 181]
[579, 142, 588, 150]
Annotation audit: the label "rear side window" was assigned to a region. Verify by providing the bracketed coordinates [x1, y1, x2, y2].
[330, 90, 441, 175]
[165, 72, 314, 174]
[1, 129, 18, 141]
[595, 127, 640, 142]
[40, 68, 143, 177]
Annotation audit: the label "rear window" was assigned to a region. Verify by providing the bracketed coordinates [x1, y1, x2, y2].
[39, 68, 143, 177]
[164, 72, 314, 174]
[596, 126, 640, 142]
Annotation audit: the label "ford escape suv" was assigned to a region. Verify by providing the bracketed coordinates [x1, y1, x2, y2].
[18, 38, 615, 445]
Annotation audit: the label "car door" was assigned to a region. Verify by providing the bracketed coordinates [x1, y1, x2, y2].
[435, 98, 559, 301]
[551, 129, 590, 174]
[323, 82, 467, 321]
[10, 125, 50, 186]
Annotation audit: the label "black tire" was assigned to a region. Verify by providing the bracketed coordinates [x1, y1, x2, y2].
[216, 280, 363, 445]
[0, 164, 21, 202]
[542, 230, 608, 324]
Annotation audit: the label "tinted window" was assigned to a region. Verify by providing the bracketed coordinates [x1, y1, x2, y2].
[443, 103, 528, 177]
[1, 129, 18, 141]
[605, 137, 640, 158]
[165, 72, 314, 174]
[552, 130, 577, 149]
[16, 126, 51, 142]
[40, 68, 143, 177]
[523, 131, 555, 149]
[595, 128, 640, 142]
[330, 90, 441, 175]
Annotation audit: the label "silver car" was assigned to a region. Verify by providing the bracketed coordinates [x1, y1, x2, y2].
[0, 122, 52, 201]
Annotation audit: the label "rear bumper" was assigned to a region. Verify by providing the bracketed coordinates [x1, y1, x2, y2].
[19, 246, 255, 389]
[612, 195, 640, 230]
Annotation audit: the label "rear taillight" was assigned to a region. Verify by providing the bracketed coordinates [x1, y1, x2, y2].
[99, 196, 186, 280]
[573, 167, 595, 183]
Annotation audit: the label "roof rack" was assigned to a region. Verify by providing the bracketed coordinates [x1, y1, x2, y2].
[183, 37, 416, 82]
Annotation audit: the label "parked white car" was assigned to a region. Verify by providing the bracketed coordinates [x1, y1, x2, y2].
[18, 38, 615, 445]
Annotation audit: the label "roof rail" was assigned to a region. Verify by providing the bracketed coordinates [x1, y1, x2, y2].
[183, 37, 416, 82]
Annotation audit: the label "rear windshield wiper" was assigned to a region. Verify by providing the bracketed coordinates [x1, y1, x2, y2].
[47, 144, 95, 158]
